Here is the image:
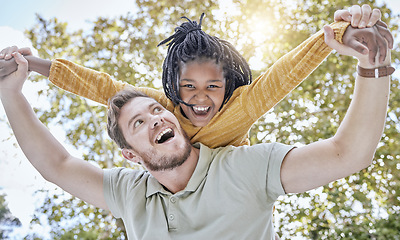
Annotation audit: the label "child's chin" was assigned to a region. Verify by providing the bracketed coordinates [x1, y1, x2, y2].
[191, 119, 209, 127]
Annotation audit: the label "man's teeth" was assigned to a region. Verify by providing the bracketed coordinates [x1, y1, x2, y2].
[156, 128, 172, 142]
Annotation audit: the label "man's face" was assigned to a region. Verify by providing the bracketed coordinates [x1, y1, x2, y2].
[119, 97, 191, 171]
[178, 60, 226, 127]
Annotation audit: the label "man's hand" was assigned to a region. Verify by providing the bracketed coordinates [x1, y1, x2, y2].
[334, 4, 381, 28]
[0, 46, 32, 78]
[0, 52, 29, 94]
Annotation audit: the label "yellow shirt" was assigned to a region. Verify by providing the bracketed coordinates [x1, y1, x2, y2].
[48, 22, 349, 148]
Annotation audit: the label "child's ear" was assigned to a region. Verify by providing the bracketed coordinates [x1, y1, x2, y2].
[121, 148, 141, 164]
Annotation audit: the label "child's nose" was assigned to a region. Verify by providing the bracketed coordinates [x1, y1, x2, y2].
[195, 91, 208, 101]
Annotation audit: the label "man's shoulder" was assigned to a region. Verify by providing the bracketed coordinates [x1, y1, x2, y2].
[196, 142, 295, 171]
[212, 142, 290, 154]
[104, 167, 150, 184]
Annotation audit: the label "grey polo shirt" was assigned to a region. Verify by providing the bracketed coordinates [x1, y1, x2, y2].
[104, 142, 293, 240]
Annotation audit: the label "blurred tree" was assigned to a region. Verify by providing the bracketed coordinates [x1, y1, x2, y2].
[0, 193, 21, 239]
[7, 0, 399, 239]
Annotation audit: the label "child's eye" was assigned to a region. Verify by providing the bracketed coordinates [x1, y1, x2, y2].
[134, 119, 143, 128]
[208, 85, 220, 88]
[181, 84, 195, 89]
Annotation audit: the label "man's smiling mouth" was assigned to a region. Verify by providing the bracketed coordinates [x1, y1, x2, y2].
[156, 128, 175, 144]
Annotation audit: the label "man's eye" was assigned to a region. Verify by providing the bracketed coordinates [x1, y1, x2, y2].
[154, 107, 162, 113]
[134, 120, 143, 128]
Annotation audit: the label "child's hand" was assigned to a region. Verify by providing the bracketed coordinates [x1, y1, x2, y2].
[0, 52, 29, 94]
[339, 24, 392, 65]
[0, 58, 18, 78]
[324, 25, 390, 69]
[334, 4, 381, 28]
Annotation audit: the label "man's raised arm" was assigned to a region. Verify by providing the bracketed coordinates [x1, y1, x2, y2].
[0, 52, 107, 210]
[281, 24, 393, 194]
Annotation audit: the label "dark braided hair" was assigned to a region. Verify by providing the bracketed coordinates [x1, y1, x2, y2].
[158, 13, 252, 107]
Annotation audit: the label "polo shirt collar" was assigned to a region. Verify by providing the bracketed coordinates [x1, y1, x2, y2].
[145, 143, 213, 198]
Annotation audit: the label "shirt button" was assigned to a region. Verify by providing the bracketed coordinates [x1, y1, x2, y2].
[170, 197, 176, 203]
[169, 214, 175, 221]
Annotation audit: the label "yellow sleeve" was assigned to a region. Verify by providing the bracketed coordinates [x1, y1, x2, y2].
[242, 21, 350, 120]
[48, 59, 171, 108]
[49, 59, 127, 106]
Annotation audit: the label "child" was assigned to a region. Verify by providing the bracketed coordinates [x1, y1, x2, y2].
[0, 8, 390, 148]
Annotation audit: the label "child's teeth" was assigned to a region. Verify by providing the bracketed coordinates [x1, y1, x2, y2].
[194, 106, 208, 111]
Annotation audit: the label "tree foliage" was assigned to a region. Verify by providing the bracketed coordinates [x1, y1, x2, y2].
[0, 193, 21, 239]
[7, 0, 400, 238]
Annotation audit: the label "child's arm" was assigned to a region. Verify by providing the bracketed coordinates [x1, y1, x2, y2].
[241, 20, 392, 120]
[0, 7, 390, 109]
[48, 58, 128, 106]
[0, 48, 167, 106]
[0, 47, 51, 77]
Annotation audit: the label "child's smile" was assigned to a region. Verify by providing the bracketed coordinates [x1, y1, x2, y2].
[178, 60, 226, 127]
[192, 106, 210, 115]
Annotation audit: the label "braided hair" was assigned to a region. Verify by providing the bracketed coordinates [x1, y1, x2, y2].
[158, 13, 252, 107]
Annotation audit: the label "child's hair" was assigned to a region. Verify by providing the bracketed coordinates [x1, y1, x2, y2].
[158, 13, 252, 107]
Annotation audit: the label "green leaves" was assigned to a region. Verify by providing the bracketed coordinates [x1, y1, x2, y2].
[20, 0, 400, 238]
[0, 193, 21, 239]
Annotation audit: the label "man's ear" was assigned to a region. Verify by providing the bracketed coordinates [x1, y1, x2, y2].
[121, 148, 141, 164]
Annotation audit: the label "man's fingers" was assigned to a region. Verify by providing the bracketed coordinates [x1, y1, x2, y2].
[359, 4, 372, 28]
[334, 10, 352, 22]
[3, 46, 19, 60]
[350, 5, 362, 27]
[324, 25, 347, 55]
[367, 9, 382, 27]
[323, 25, 335, 47]
[12, 52, 29, 77]
[376, 24, 394, 49]
[0, 47, 9, 59]
[1, 46, 17, 60]
[324, 25, 362, 57]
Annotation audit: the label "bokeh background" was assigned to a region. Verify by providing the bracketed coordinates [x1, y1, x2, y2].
[0, 0, 399, 239]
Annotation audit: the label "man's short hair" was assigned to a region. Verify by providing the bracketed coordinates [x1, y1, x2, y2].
[107, 88, 150, 149]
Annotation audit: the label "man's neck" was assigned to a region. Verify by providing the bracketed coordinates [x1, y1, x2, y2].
[150, 146, 200, 194]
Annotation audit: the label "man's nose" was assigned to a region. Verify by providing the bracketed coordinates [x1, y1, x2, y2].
[151, 115, 163, 128]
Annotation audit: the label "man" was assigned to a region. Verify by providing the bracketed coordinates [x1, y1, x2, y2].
[0, 24, 394, 240]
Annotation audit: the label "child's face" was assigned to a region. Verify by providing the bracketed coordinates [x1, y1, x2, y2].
[178, 60, 226, 127]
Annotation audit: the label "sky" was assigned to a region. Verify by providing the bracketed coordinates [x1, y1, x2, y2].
[0, 0, 399, 238]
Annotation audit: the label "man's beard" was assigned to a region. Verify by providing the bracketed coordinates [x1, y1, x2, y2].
[140, 131, 192, 172]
